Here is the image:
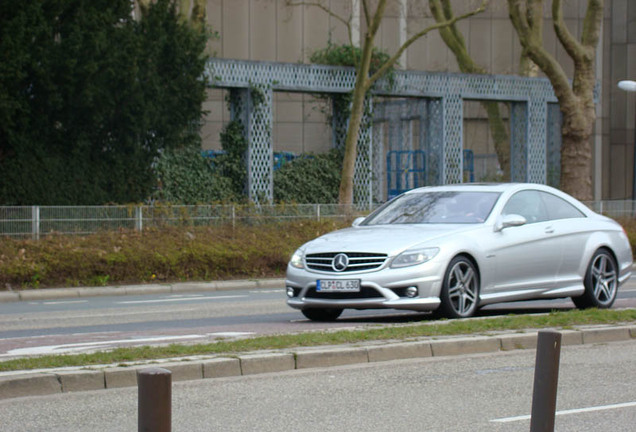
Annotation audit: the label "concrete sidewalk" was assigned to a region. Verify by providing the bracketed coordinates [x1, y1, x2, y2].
[1, 324, 635, 400]
[0, 278, 286, 303]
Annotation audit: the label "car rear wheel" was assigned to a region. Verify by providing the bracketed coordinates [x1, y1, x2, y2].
[301, 308, 343, 321]
[572, 248, 618, 309]
[439, 256, 479, 318]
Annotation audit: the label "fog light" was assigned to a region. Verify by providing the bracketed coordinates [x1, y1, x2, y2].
[405, 286, 418, 298]
[286, 287, 295, 298]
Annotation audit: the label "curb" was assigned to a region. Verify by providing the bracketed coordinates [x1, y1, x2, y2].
[0, 278, 285, 303]
[1, 324, 635, 400]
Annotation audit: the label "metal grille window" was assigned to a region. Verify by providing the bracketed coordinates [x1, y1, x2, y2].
[305, 252, 388, 273]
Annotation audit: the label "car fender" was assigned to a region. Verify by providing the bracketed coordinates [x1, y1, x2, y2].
[579, 228, 626, 277]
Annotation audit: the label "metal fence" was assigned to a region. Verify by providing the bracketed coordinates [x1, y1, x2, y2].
[1, 201, 634, 240]
[0, 204, 377, 239]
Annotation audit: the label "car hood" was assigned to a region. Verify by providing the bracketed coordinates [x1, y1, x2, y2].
[301, 224, 478, 256]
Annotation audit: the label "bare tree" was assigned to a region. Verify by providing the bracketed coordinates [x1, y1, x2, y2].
[287, 0, 487, 206]
[508, 0, 603, 200]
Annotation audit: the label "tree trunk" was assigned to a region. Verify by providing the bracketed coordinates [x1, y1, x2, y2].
[337, 1, 384, 207]
[559, 105, 595, 200]
[507, 0, 602, 200]
[482, 101, 510, 180]
[338, 80, 368, 207]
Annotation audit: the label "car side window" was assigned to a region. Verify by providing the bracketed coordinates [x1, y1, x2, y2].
[502, 191, 548, 223]
[540, 192, 586, 220]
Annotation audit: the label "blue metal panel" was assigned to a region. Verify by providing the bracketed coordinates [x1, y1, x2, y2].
[386, 150, 426, 198]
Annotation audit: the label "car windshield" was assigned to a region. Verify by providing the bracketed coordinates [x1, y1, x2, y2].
[363, 191, 501, 225]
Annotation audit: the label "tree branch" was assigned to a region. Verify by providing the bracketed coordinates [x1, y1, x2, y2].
[552, 0, 584, 62]
[581, 0, 603, 50]
[285, 0, 353, 46]
[526, 0, 543, 32]
[286, 1, 355, 55]
[508, 0, 573, 105]
[366, 0, 387, 38]
[367, 0, 488, 87]
[430, 0, 481, 74]
[440, 0, 467, 52]
[361, 0, 371, 28]
[508, 0, 531, 40]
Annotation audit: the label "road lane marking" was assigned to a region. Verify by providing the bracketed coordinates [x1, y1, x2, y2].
[117, 295, 247, 304]
[29, 300, 89, 305]
[491, 401, 636, 423]
[2, 331, 256, 357]
[3, 334, 207, 356]
[207, 332, 254, 337]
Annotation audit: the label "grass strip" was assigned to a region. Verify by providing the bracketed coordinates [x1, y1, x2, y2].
[1, 308, 635, 372]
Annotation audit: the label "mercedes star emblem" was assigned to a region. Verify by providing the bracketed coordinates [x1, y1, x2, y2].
[332, 253, 349, 272]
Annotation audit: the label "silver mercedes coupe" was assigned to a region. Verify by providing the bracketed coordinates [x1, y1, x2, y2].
[285, 183, 633, 320]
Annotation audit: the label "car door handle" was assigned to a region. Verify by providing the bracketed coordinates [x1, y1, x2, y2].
[545, 227, 555, 234]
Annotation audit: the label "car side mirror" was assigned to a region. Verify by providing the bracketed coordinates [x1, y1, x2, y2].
[494, 214, 527, 232]
[352, 217, 365, 227]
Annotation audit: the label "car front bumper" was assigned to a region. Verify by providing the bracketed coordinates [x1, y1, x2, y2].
[285, 261, 444, 312]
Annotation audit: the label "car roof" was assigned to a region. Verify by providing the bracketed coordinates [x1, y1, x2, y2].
[403, 183, 529, 194]
[401, 183, 594, 215]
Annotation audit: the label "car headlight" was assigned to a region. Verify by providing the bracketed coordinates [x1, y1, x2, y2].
[289, 249, 305, 269]
[391, 247, 439, 268]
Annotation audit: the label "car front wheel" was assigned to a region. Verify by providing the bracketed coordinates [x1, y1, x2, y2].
[439, 256, 480, 318]
[572, 248, 618, 309]
[301, 308, 343, 321]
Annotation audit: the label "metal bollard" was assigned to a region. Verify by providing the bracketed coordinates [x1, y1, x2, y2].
[530, 330, 562, 432]
[138, 367, 172, 432]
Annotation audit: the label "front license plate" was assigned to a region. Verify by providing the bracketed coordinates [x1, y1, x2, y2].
[316, 279, 360, 292]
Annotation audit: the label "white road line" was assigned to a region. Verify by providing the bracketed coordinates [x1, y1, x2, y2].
[2, 334, 206, 356]
[117, 295, 247, 304]
[249, 290, 284, 294]
[491, 401, 636, 423]
[30, 300, 89, 305]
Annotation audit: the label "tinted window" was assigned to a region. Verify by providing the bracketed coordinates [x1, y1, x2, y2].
[540, 192, 585, 220]
[363, 191, 500, 225]
[502, 190, 586, 223]
[502, 191, 548, 223]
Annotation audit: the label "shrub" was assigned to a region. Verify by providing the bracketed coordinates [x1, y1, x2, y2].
[152, 120, 248, 204]
[0, 220, 349, 289]
[274, 149, 343, 203]
[152, 146, 236, 203]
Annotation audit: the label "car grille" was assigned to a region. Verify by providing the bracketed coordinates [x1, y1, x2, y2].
[305, 286, 383, 299]
[305, 252, 388, 273]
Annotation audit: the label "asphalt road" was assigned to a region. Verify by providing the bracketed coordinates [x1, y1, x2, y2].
[1, 340, 635, 431]
[1, 278, 635, 359]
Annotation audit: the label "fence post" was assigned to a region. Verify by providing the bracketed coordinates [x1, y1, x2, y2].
[138, 367, 171, 432]
[530, 330, 562, 432]
[31, 206, 40, 241]
[231, 205, 236, 229]
[135, 206, 143, 232]
[317, 204, 321, 222]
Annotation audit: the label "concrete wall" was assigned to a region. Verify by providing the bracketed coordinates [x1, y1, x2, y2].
[200, 0, 633, 199]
